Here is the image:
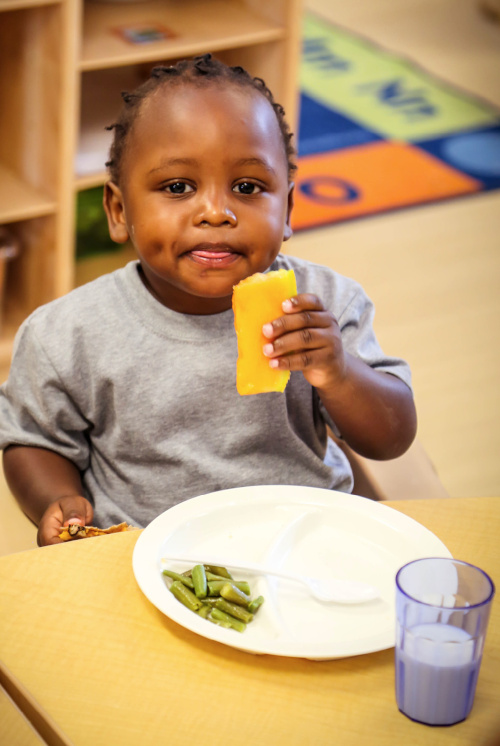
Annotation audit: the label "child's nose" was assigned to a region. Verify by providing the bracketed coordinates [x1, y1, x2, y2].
[194, 192, 237, 227]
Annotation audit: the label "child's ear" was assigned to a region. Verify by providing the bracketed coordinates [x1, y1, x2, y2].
[103, 181, 130, 244]
[283, 182, 295, 242]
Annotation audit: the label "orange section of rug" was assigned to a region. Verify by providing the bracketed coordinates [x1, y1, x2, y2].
[292, 141, 481, 230]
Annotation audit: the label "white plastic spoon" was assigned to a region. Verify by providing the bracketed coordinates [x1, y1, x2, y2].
[161, 555, 379, 605]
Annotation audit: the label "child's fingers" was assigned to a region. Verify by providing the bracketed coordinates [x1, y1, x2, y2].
[262, 308, 335, 341]
[38, 509, 66, 546]
[60, 496, 94, 528]
[263, 325, 335, 363]
[267, 343, 334, 373]
[262, 293, 326, 339]
[261, 293, 342, 382]
[38, 496, 94, 546]
[282, 293, 324, 313]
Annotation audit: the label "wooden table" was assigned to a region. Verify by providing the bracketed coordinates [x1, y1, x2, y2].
[0, 686, 47, 746]
[1, 498, 499, 746]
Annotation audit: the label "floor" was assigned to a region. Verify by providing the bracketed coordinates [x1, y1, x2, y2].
[1, 0, 499, 504]
[290, 0, 500, 498]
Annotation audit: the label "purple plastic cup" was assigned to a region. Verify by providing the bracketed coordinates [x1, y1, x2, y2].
[395, 557, 495, 726]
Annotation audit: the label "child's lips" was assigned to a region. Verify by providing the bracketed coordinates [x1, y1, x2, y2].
[187, 244, 241, 267]
[192, 249, 232, 259]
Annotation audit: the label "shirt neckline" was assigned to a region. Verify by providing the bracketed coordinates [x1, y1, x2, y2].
[115, 261, 236, 342]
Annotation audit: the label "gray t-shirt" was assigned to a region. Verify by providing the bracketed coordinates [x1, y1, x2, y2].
[0, 255, 412, 527]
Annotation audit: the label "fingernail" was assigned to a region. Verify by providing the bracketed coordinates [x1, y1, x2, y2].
[269, 359, 279, 368]
[263, 343, 274, 357]
[282, 299, 293, 312]
[262, 323, 273, 338]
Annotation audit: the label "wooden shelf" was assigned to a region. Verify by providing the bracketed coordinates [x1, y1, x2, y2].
[0, 165, 56, 223]
[0, 0, 59, 11]
[75, 171, 108, 192]
[0, 333, 15, 370]
[0, 0, 302, 371]
[0, 303, 26, 369]
[81, 0, 285, 71]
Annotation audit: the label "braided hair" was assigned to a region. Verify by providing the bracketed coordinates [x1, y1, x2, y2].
[105, 54, 297, 184]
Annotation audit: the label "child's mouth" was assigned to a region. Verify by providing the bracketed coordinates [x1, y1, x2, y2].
[188, 246, 240, 268]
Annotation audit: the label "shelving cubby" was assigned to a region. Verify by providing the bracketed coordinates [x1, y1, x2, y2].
[0, 0, 302, 380]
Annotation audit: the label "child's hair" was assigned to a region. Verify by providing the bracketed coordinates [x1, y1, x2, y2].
[106, 54, 297, 185]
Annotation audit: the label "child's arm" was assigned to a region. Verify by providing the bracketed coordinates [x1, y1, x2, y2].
[2, 445, 94, 545]
[262, 294, 417, 460]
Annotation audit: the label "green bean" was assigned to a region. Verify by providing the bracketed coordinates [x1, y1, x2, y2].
[234, 581, 251, 596]
[220, 582, 251, 607]
[197, 604, 211, 619]
[204, 565, 233, 579]
[162, 570, 194, 588]
[207, 580, 252, 597]
[198, 597, 218, 607]
[215, 598, 253, 623]
[169, 580, 204, 611]
[206, 571, 232, 581]
[192, 564, 208, 598]
[207, 613, 232, 629]
[248, 595, 265, 614]
[208, 608, 246, 633]
[164, 564, 264, 633]
[207, 580, 226, 596]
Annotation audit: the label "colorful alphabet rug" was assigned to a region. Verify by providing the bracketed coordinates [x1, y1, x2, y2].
[292, 14, 500, 231]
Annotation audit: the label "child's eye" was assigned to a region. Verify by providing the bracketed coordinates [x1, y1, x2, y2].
[234, 182, 262, 195]
[165, 182, 194, 194]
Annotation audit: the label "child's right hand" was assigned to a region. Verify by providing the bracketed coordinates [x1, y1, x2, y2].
[38, 495, 94, 546]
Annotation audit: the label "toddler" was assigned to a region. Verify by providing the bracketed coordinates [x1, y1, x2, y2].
[0, 55, 416, 545]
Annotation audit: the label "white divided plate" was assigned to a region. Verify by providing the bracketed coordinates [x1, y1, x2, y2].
[132, 485, 452, 659]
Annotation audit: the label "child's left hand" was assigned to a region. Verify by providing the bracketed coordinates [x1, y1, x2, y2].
[262, 294, 345, 391]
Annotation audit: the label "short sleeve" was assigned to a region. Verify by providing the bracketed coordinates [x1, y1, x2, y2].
[273, 253, 412, 390]
[338, 286, 413, 390]
[0, 319, 91, 469]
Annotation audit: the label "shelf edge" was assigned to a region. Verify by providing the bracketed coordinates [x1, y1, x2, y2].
[79, 28, 285, 72]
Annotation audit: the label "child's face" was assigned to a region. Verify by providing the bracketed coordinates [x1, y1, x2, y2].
[104, 83, 294, 314]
